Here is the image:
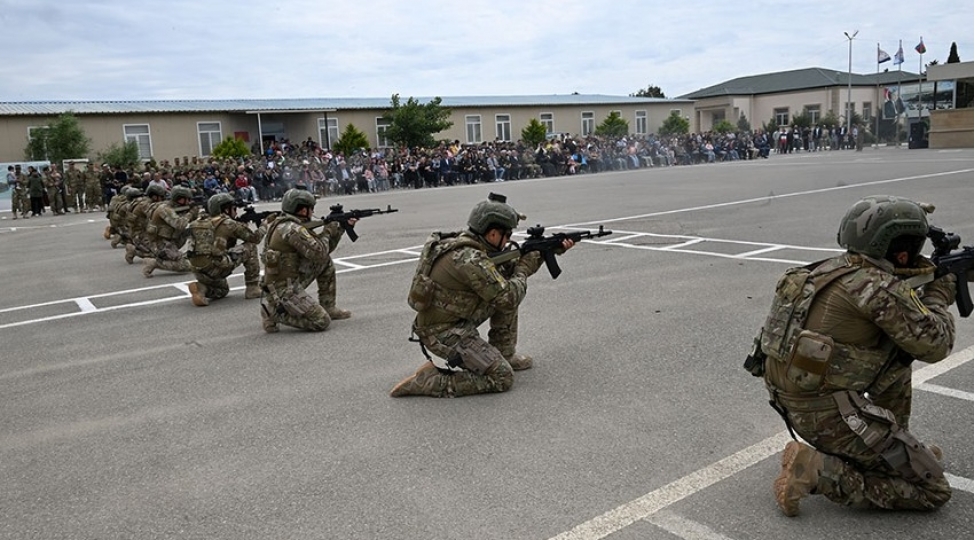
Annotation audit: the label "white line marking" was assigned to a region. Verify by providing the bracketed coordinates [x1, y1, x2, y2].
[915, 383, 974, 401]
[946, 473, 974, 494]
[644, 510, 737, 540]
[546, 347, 974, 540]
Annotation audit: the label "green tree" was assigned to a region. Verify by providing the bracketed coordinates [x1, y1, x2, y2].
[24, 112, 91, 163]
[947, 42, 960, 63]
[594, 111, 629, 137]
[790, 110, 812, 129]
[521, 118, 547, 148]
[630, 84, 666, 98]
[381, 94, 453, 150]
[658, 110, 689, 136]
[211, 136, 251, 159]
[820, 110, 841, 130]
[736, 113, 751, 132]
[761, 117, 778, 134]
[713, 119, 735, 135]
[333, 123, 370, 158]
[97, 140, 141, 169]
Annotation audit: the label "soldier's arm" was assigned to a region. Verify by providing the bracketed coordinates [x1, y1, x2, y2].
[863, 274, 956, 364]
[450, 249, 529, 311]
[283, 223, 330, 263]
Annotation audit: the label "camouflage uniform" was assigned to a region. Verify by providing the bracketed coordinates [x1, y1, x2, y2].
[10, 166, 28, 219]
[124, 194, 158, 263]
[66, 163, 86, 212]
[84, 166, 104, 211]
[143, 190, 196, 277]
[187, 199, 268, 305]
[754, 195, 957, 516]
[43, 168, 65, 215]
[259, 212, 346, 332]
[391, 194, 545, 398]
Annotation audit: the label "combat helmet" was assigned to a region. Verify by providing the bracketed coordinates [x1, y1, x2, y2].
[281, 188, 316, 216]
[837, 195, 929, 260]
[208, 193, 235, 216]
[146, 184, 167, 199]
[170, 186, 193, 205]
[467, 192, 521, 235]
[125, 187, 144, 199]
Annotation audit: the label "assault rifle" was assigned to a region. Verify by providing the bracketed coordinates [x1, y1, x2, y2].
[927, 226, 973, 317]
[306, 204, 399, 242]
[235, 203, 278, 227]
[489, 224, 613, 279]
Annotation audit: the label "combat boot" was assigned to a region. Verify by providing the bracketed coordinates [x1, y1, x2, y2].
[261, 302, 279, 333]
[325, 306, 352, 320]
[142, 258, 157, 278]
[244, 283, 262, 299]
[774, 441, 824, 517]
[506, 353, 533, 371]
[110, 235, 121, 248]
[124, 244, 136, 264]
[390, 363, 449, 397]
[103, 226, 111, 240]
[188, 282, 209, 306]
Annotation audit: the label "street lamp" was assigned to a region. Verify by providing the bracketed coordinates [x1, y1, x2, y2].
[844, 30, 859, 140]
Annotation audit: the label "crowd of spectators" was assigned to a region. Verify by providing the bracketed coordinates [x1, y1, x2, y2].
[103, 127, 861, 204]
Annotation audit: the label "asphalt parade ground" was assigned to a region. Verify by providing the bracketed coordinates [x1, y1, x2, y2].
[1, 147, 972, 540]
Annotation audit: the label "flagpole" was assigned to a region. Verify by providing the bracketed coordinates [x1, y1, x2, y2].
[875, 43, 881, 148]
[896, 40, 903, 148]
[918, 37, 924, 123]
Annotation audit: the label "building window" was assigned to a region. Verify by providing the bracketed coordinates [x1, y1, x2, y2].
[635, 110, 647, 135]
[376, 117, 391, 148]
[318, 117, 338, 149]
[495, 114, 511, 142]
[197, 122, 222, 157]
[466, 115, 482, 144]
[581, 111, 595, 136]
[670, 108, 683, 117]
[124, 124, 152, 160]
[804, 105, 821, 124]
[861, 102, 872, 122]
[540, 112, 554, 134]
[773, 108, 790, 127]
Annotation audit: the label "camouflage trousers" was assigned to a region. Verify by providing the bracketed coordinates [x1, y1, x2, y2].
[46, 187, 64, 214]
[412, 312, 519, 397]
[260, 256, 339, 332]
[11, 189, 27, 216]
[84, 184, 103, 210]
[68, 182, 85, 211]
[786, 375, 951, 511]
[151, 242, 192, 273]
[191, 245, 260, 300]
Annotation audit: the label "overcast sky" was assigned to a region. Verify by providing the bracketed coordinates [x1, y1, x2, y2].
[1, 0, 971, 102]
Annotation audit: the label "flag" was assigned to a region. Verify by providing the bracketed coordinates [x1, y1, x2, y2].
[893, 42, 905, 65]
[878, 48, 891, 64]
[915, 38, 926, 54]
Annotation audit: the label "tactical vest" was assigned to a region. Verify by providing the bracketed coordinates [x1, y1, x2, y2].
[262, 216, 303, 282]
[408, 231, 485, 319]
[147, 203, 178, 240]
[762, 254, 896, 394]
[188, 215, 225, 257]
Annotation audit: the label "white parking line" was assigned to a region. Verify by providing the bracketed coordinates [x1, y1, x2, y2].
[547, 347, 974, 540]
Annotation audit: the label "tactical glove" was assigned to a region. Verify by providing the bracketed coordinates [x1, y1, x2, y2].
[923, 272, 957, 307]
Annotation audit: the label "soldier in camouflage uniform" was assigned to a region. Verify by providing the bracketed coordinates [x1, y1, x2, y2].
[9, 164, 28, 219]
[65, 162, 86, 213]
[390, 193, 574, 398]
[259, 189, 355, 333]
[186, 193, 271, 307]
[125, 185, 166, 264]
[43, 165, 65, 215]
[748, 195, 957, 516]
[105, 186, 139, 247]
[85, 164, 105, 212]
[142, 185, 198, 277]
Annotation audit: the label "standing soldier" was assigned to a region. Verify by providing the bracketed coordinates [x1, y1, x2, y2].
[66, 161, 86, 213]
[124, 184, 165, 264]
[186, 193, 271, 306]
[43, 165, 65, 216]
[142, 185, 197, 278]
[84, 163, 104, 212]
[9, 165, 28, 219]
[259, 188, 355, 333]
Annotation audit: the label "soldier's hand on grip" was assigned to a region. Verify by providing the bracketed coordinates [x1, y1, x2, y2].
[923, 272, 957, 307]
[513, 251, 543, 278]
